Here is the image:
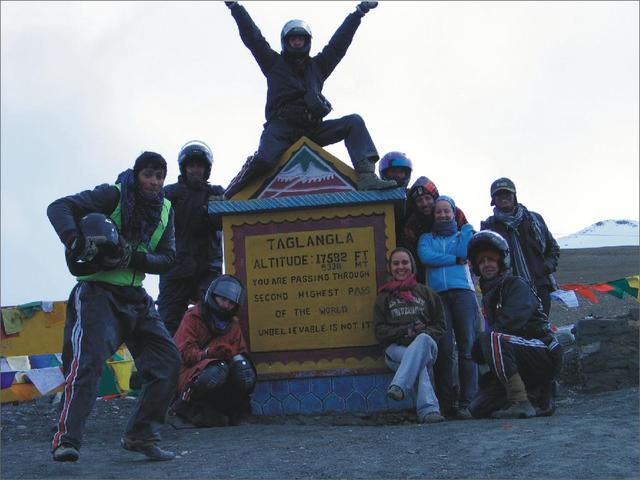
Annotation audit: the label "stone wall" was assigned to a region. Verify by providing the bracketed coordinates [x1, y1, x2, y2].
[568, 309, 639, 392]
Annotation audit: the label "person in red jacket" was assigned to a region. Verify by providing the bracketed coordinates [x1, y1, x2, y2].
[172, 275, 256, 426]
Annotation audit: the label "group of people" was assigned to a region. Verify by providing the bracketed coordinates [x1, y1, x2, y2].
[375, 157, 563, 424]
[45, 0, 563, 464]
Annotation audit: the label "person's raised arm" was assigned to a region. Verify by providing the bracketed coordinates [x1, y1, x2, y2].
[225, 1, 278, 76]
[315, 2, 378, 78]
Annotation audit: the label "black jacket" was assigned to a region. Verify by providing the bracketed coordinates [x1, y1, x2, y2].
[47, 183, 175, 274]
[480, 275, 551, 340]
[481, 208, 559, 288]
[229, 4, 364, 122]
[162, 178, 224, 279]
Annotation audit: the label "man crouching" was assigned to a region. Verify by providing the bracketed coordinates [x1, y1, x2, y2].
[467, 231, 562, 419]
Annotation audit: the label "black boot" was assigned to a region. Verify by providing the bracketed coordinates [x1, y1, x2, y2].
[121, 437, 175, 461]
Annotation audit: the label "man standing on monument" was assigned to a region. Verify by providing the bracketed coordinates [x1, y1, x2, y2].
[223, 1, 395, 198]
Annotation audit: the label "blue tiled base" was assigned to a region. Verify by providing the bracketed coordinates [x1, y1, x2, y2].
[250, 373, 415, 415]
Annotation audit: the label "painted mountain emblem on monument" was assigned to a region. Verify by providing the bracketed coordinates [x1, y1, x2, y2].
[258, 144, 355, 199]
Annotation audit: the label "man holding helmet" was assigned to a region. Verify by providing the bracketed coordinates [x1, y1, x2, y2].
[223, 1, 395, 198]
[47, 152, 180, 462]
[158, 140, 225, 335]
[172, 275, 256, 427]
[466, 230, 562, 419]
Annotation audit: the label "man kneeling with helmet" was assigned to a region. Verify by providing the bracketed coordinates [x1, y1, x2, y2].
[172, 275, 256, 427]
[467, 231, 563, 419]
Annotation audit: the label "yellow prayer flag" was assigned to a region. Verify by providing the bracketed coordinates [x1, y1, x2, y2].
[625, 275, 639, 301]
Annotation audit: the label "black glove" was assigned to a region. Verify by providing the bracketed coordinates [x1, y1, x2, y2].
[543, 259, 555, 274]
[356, 1, 378, 14]
[100, 237, 133, 270]
[68, 235, 100, 262]
[224, 1, 238, 8]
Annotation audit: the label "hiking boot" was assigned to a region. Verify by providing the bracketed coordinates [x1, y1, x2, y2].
[492, 400, 536, 419]
[53, 443, 79, 462]
[355, 159, 397, 190]
[386, 385, 405, 401]
[451, 407, 473, 420]
[121, 437, 175, 461]
[535, 380, 558, 417]
[418, 412, 445, 424]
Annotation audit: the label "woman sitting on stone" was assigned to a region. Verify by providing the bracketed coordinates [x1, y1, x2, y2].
[374, 247, 447, 424]
[172, 275, 256, 427]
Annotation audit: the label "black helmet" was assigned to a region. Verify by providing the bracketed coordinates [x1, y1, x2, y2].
[65, 213, 120, 276]
[281, 19, 312, 57]
[467, 230, 511, 276]
[490, 177, 517, 206]
[178, 140, 213, 180]
[201, 275, 245, 331]
[205, 274, 244, 307]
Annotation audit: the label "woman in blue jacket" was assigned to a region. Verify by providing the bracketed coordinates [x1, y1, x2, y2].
[417, 196, 479, 419]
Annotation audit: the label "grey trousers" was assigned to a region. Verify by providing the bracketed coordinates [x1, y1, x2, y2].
[384, 333, 441, 417]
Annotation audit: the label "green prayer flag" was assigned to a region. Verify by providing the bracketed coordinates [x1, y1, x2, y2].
[16, 301, 44, 319]
[607, 278, 636, 299]
[1, 309, 24, 335]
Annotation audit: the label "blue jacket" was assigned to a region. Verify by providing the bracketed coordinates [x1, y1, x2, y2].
[417, 223, 475, 293]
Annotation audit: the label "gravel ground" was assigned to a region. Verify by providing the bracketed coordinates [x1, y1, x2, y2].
[1, 386, 638, 480]
[1, 246, 638, 480]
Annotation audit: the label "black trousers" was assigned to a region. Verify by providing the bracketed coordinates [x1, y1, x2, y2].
[226, 115, 378, 195]
[158, 269, 219, 336]
[174, 365, 253, 427]
[469, 331, 562, 418]
[536, 284, 552, 316]
[52, 282, 181, 451]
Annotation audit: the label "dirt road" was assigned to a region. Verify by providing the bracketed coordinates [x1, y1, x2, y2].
[1, 386, 638, 479]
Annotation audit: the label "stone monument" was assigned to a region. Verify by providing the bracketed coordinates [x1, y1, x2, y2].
[209, 137, 411, 415]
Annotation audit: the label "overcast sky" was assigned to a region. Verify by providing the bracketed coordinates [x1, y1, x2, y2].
[2, 1, 638, 306]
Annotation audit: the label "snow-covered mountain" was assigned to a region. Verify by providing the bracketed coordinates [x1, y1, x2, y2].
[557, 219, 639, 249]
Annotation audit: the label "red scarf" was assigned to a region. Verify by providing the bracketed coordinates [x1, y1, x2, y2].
[378, 274, 418, 302]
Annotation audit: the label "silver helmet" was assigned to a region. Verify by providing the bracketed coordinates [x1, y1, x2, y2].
[281, 19, 312, 57]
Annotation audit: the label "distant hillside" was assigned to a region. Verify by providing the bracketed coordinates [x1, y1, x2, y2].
[557, 219, 639, 249]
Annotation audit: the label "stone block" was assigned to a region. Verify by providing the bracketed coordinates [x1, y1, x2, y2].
[575, 318, 639, 392]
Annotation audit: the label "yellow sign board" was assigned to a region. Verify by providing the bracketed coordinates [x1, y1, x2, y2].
[246, 226, 378, 351]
